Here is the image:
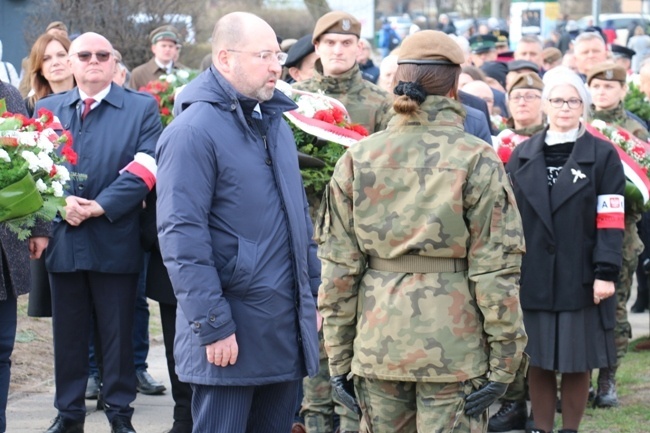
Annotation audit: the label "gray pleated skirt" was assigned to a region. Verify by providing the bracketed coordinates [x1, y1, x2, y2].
[523, 305, 617, 373]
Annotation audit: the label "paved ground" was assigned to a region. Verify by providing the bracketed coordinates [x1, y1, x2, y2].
[7, 302, 650, 433]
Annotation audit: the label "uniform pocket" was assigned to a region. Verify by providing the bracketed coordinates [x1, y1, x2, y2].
[490, 187, 524, 253]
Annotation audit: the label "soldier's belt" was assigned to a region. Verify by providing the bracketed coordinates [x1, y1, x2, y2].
[367, 256, 468, 273]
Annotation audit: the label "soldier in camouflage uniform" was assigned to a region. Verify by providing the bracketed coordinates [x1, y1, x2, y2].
[588, 62, 649, 408]
[295, 11, 393, 433]
[292, 11, 393, 134]
[488, 72, 546, 433]
[315, 30, 528, 433]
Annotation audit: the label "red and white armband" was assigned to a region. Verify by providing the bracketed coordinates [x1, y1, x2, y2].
[596, 194, 625, 229]
[120, 152, 156, 190]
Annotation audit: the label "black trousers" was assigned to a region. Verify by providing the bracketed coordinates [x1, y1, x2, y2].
[160, 302, 193, 425]
[49, 271, 138, 422]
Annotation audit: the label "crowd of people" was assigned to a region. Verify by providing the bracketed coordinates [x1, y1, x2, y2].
[0, 6, 649, 433]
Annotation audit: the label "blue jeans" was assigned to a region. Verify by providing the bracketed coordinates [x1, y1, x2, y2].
[0, 290, 17, 433]
[89, 256, 149, 375]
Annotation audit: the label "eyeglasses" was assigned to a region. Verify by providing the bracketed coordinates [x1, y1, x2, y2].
[548, 98, 583, 109]
[71, 51, 112, 62]
[226, 49, 288, 66]
[510, 94, 542, 103]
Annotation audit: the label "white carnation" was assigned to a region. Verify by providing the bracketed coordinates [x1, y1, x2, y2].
[18, 132, 37, 147]
[55, 164, 70, 183]
[591, 119, 607, 130]
[176, 69, 189, 80]
[21, 150, 40, 171]
[37, 133, 55, 154]
[0, 149, 10, 162]
[37, 151, 54, 172]
[52, 181, 64, 197]
[35, 178, 47, 192]
[165, 74, 177, 83]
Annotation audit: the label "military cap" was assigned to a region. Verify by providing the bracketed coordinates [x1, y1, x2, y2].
[46, 21, 68, 33]
[493, 29, 510, 47]
[508, 72, 544, 94]
[312, 11, 361, 44]
[285, 34, 315, 68]
[469, 34, 498, 54]
[611, 44, 636, 60]
[280, 38, 297, 53]
[497, 51, 514, 61]
[480, 61, 508, 88]
[150, 25, 181, 45]
[508, 59, 539, 74]
[397, 30, 465, 66]
[587, 62, 627, 84]
[542, 47, 562, 64]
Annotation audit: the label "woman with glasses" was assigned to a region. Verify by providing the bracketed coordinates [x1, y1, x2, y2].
[587, 62, 649, 409]
[25, 33, 75, 116]
[505, 67, 625, 433]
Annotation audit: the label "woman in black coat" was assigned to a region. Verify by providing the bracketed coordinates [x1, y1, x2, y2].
[505, 67, 625, 433]
[0, 80, 49, 433]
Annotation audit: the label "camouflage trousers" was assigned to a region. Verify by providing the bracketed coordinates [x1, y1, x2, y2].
[613, 253, 637, 365]
[501, 368, 528, 401]
[353, 376, 488, 433]
[300, 334, 360, 432]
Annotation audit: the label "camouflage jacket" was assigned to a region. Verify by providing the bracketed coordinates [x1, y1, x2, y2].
[315, 96, 528, 384]
[292, 61, 393, 133]
[592, 102, 647, 258]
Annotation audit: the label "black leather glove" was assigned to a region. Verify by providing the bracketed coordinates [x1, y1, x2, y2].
[464, 381, 508, 417]
[330, 374, 361, 416]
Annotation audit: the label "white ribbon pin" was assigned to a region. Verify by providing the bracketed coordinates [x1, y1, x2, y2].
[571, 168, 586, 183]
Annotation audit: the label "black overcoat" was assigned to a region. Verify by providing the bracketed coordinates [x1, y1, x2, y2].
[506, 128, 625, 322]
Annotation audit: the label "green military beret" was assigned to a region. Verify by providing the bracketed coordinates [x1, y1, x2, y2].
[587, 62, 627, 84]
[397, 30, 465, 66]
[312, 11, 361, 44]
[150, 25, 180, 45]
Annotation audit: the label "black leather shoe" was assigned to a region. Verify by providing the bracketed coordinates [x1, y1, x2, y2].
[45, 415, 85, 433]
[110, 416, 136, 433]
[631, 303, 648, 313]
[135, 369, 166, 395]
[166, 421, 193, 433]
[488, 400, 528, 432]
[85, 374, 100, 400]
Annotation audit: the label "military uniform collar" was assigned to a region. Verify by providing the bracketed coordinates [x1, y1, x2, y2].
[311, 60, 364, 94]
[388, 95, 466, 128]
[591, 102, 627, 125]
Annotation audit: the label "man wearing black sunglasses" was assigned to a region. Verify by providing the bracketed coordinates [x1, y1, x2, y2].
[35, 32, 162, 433]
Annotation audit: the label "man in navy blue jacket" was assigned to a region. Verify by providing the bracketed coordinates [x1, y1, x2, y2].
[36, 32, 162, 433]
[156, 12, 320, 433]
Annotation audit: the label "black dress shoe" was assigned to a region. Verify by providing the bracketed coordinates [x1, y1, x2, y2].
[631, 303, 648, 313]
[110, 416, 136, 433]
[488, 400, 528, 432]
[166, 421, 193, 433]
[85, 374, 101, 400]
[45, 415, 85, 433]
[135, 369, 166, 395]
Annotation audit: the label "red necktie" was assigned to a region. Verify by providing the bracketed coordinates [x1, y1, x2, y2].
[81, 98, 95, 120]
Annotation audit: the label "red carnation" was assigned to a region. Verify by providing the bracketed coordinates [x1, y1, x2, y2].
[314, 110, 335, 124]
[331, 106, 345, 124]
[160, 107, 171, 116]
[497, 145, 513, 164]
[618, 129, 631, 140]
[501, 135, 512, 145]
[37, 108, 54, 125]
[349, 124, 369, 136]
[50, 165, 57, 177]
[62, 145, 78, 165]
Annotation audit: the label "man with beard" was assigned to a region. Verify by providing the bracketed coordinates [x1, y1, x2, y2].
[156, 12, 320, 433]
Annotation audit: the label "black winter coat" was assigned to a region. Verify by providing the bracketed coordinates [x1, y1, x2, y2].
[506, 128, 624, 318]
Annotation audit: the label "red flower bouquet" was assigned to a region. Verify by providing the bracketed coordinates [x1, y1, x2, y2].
[140, 70, 198, 127]
[0, 100, 77, 238]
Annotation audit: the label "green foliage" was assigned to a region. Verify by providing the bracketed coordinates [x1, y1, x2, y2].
[624, 82, 650, 121]
[290, 122, 346, 197]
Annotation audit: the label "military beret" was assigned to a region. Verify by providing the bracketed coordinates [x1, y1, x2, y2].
[469, 34, 497, 54]
[312, 11, 360, 44]
[150, 25, 180, 45]
[508, 59, 540, 74]
[542, 47, 562, 64]
[397, 30, 465, 66]
[508, 72, 544, 94]
[285, 34, 315, 68]
[611, 44, 636, 60]
[587, 62, 627, 84]
[493, 29, 510, 47]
